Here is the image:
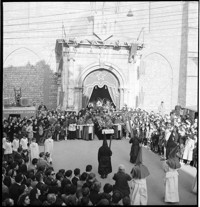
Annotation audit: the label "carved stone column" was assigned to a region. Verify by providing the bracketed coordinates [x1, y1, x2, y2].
[123, 88, 128, 107]
[74, 87, 83, 112]
[56, 76, 61, 107]
[66, 46, 76, 109]
[119, 88, 124, 109]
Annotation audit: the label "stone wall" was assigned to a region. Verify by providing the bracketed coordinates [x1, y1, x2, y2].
[3, 61, 58, 109]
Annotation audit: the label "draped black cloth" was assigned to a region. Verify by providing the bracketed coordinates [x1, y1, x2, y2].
[98, 138, 112, 176]
[166, 132, 178, 160]
[129, 135, 141, 164]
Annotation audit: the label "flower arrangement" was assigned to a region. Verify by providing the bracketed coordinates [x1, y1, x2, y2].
[97, 115, 113, 130]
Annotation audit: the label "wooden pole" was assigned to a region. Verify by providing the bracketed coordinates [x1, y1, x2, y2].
[109, 134, 112, 149]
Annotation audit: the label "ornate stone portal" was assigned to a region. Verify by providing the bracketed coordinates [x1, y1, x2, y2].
[55, 12, 143, 112]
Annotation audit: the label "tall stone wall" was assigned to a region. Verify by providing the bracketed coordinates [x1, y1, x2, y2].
[3, 61, 58, 109]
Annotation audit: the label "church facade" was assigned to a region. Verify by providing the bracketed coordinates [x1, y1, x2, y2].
[55, 3, 198, 114]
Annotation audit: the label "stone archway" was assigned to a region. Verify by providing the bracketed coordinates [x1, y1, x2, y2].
[140, 52, 173, 113]
[75, 63, 126, 111]
[82, 69, 120, 108]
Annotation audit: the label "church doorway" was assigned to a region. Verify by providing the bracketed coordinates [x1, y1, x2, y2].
[88, 85, 115, 108]
[82, 69, 120, 109]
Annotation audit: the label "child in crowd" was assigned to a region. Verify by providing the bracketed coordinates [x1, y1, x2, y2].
[85, 164, 92, 177]
[72, 168, 81, 186]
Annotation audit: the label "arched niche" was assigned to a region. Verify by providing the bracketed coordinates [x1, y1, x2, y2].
[140, 52, 173, 113]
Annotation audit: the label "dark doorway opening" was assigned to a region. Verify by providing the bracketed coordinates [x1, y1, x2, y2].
[89, 85, 114, 106]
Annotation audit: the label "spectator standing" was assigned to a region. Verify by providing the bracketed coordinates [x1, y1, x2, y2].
[68, 115, 77, 140]
[38, 123, 44, 144]
[113, 164, 132, 198]
[33, 119, 39, 144]
[44, 133, 54, 164]
[4, 137, 13, 162]
[183, 134, 195, 164]
[20, 134, 29, 151]
[12, 134, 19, 157]
[2, 132, 7, 159]
[29, 138, 39, 162]
[37, 152, 51, 170]
[158, 101, 165, 117]
[26, 120, 34, 144]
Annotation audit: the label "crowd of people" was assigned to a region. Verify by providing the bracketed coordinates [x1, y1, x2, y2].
[2, 101, 198, 205]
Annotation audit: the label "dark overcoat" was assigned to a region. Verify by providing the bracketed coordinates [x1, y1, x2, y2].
[129, 135, 141, 164]
[98, 139, 112, 176]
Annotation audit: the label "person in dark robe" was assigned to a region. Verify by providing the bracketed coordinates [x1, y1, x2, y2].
[98, 135, 112, 179]
[68, 115, 77, 140]
[166, 129, 178, 160]
[129, 130, 141, 164]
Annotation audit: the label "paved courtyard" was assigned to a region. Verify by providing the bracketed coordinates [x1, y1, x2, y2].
[39, 138, 197, 205]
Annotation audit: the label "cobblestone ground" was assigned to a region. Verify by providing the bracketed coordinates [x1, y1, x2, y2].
[39, 138, 197, 205]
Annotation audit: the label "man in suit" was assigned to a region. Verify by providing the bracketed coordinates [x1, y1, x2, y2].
[9, 173, 24, 205]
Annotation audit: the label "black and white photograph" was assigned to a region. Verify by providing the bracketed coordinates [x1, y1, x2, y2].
[2, 1, 198, 205]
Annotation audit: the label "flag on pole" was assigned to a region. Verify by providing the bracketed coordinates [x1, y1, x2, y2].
[109, 134, 112, 149]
